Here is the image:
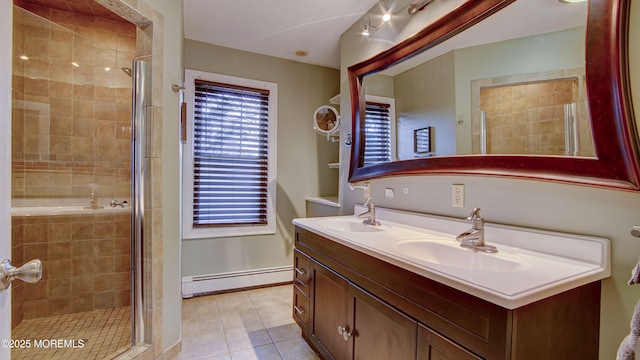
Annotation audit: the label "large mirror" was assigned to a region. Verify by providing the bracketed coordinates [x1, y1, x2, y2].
[348, 0, 640, 190]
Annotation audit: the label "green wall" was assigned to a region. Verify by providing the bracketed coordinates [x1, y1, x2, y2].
[394, 50, 457, 158]
[339, 2, 640, 358]
[182, 40, 340, 277]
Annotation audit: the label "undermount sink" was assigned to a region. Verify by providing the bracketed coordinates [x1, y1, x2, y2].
[316, 218, 390, 232]
[394, 239, 530, 272]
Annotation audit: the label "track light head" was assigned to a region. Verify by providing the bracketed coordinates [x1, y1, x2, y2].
[408, 0, 433, 15]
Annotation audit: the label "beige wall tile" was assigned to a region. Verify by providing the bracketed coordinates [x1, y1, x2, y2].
[72, 276, 94, 295]
[73, 258, 95, 277]
[49, 297, 72, 315]
[23, 299, 49, 319]
[12, 3, 136, 327]
[49, 241, 71, 259]
[48, 278, 71, 298]
[49, 259, 73, 279]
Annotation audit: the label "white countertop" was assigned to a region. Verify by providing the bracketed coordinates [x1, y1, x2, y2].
[293, 206, 610, 309]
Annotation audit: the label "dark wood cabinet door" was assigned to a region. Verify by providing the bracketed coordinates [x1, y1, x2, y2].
[418, 324, 482, 360]
[310, 262, 348, 360]
[348, 285, 417, 360]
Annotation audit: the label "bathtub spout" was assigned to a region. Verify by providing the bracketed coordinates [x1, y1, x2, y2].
[84, 183, 104, 210]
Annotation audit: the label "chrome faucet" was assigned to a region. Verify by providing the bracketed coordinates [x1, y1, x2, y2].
[357, 198, 380, 226]
[84, 183, 104, 210]
[456, 208, 497, 253]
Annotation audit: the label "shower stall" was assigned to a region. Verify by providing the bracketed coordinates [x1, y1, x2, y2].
[10, 2, 149, 358]
[473, 76, 595, 157]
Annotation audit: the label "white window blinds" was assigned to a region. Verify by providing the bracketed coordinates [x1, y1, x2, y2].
[363, 102, 392, 165]
[192, 79, 270, 226]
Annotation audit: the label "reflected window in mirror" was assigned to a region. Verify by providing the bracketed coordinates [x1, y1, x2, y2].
[363, 96, 396, 165]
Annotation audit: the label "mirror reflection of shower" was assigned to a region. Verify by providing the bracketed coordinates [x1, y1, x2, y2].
[564, 103, 579, 156]
[476, 76, 595, 157]
[480, 102, 579, 156]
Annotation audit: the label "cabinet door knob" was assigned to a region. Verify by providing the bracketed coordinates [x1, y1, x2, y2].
[295, 267, 307, 276]
[294, 305, 305, 315]
[337, 325, 352, 341]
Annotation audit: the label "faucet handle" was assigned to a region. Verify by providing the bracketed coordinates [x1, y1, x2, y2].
[466, 208, 484, 229]
[466, 208, 481, 220]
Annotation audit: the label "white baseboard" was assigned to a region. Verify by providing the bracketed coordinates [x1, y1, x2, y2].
[181, 265, 293, 298]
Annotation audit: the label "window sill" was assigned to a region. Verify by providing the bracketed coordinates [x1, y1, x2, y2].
[183, 224, 276, 240]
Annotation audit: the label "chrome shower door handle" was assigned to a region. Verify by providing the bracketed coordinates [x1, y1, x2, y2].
[110, 200, 129, 208]
[0, 259, 43, 292]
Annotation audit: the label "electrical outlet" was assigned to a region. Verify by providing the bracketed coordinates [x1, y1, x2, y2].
[452, 184, 464, 208]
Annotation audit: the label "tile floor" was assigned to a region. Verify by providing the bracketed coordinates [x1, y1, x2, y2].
[10, 284, 316, 360]
[11, 306, 131, 360]
[179, 284, 319, 360]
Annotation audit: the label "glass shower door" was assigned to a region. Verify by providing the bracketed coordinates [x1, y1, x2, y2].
[10, 5, 134, 358]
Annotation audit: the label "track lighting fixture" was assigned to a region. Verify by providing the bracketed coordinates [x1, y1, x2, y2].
[362, 23, 377, 36]
[361, 14, 378, 36]
[408, 0, 433, 15]
[381, 2, 392, 22]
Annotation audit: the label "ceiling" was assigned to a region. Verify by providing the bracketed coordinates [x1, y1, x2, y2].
[183, 0, 381, 69]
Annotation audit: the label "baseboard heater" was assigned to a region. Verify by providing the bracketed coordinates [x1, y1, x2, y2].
[181, 265, 293, 298]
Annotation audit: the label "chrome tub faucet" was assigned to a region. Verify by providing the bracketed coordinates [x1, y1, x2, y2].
[456, 208, 497, 253]
[84, 183, 104, 210]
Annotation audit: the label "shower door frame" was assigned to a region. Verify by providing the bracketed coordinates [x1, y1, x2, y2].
[0, 0, 12, 358]
[131, 59, 150, 346]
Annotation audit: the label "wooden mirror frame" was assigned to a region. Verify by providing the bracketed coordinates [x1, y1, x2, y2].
[348, 0, 640, 191]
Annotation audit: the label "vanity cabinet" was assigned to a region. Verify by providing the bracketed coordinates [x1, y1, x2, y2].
[418, 324, 481, 360]
[308, 257, 418, 360]
[293, 226, 601, 360]
[293, 249, 311, 336]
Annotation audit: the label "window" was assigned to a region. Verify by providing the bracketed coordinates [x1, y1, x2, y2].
[183, 70, 277, 239]
[363, 96, 396, 166]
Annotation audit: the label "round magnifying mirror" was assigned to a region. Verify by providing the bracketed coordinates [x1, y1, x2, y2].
[313, 106, 340, 135]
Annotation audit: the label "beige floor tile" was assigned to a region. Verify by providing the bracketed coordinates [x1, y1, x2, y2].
[181, 333, 229, 360]
[220, 309, 264, 332]
[225, 327, 273, 353]
[255, 303, 292, 324]
[216, 292, 254, 313]
[265, 322, 302, 343]
[274, 338, 320, 360]
[180, 284, 317, 360]
[230, 344, 282, 360]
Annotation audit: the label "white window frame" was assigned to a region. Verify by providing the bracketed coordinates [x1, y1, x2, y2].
[182, 69, 278, 239]
[365, 95, 397, 162]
